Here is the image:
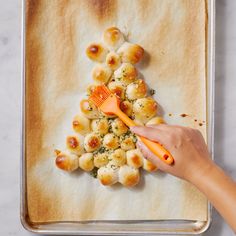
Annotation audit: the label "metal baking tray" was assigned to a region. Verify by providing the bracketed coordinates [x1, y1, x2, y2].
[20, 0, 215, 234]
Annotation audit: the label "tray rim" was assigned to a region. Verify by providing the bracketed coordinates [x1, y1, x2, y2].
[20, 0, 215, 234]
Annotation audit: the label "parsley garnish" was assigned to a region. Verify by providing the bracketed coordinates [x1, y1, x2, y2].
[150, 89, 156, 96]
[90, 167, 98, 178]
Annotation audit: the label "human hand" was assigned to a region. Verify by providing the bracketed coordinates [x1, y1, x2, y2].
[130, 124, 214, 183]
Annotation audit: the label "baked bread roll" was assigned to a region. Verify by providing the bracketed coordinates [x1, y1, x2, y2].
[92, 64, 112, 84]
[126, 149, 143, 168]
[91, 118, 109, 135]
[120, 100, 133, 117]
[94, 152, 109, 168]
[55, 26, 162, 187]
[72, 114, 91, 135]
[120, 136, 136, 151]
[97, 165, 119, 186]
[80, 99, 101, 119]
[110, 148, 126, 166]
[105, 51, 121, 70]
[146, 116, 165, 126]
[84, 133, 101, 152]
[103, 133, 119, 150]
[86, 43, 108, 62]
[133, 119, 144, 126]
[142, 158, 158, 172]
[79, 153, 94, 172]
[117, 42, 144, 64]
[111, 118, 128, 136]
[107, 81, 126, 99]
[118, 165, 140, 187]
[126, 79, 147, 100]
[66, 135, 84, 155]
[133, 97, 158, 123]
[103, 27, 125, 51]
[55, 150, 80, 172]
[114, 63, 138, 86]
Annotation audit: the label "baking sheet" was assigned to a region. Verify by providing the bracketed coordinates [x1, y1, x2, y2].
[25, 0, 208, 223]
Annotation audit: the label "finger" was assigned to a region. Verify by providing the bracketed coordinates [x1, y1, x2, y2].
[131, 126, 166, 141]
[137, 141, 167, 170]
[131, 126, 172, 149]
[146, 123, 170, 129]
[146, 123, 178, 132]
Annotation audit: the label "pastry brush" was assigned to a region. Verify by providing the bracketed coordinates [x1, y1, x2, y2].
[89, 85, 174, 165]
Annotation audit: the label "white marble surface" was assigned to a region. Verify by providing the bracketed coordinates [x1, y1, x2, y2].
[0, 0, 236, 235]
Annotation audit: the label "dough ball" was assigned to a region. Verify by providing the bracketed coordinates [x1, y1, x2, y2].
[103, 27, 125, 50]
[94, 152, 109, 168]
[97, 165, 119, 186]
[72, 114, 91, 135]
[105, 51, 121, 70]
[143, 158, 158, 172]
[110, 148, 126, 166]
[120, 100, 133, 117]
[66, 135, 84, 155]
[79, 153, 94, 172]
[133, 97, 158, 123]
[120, 136, 136, 151]
[117, 42, 144, 64]
[108, 80, 126, 99]
[146, 116, 165, 126]
[111, 118, 128, 136]
[92, 64, 112, 84]
[114, 63, 138, 86]
[55, 150, 79, 172]
[126, 149, 143, 168]
[103, 133, 119, 150]
[84, 133, 101, 152]
[126, 79, 147, 100]
[133, 119, 144, 126]
[91, 118, 109, 135]
[118, 165, 140, 187]
[80, 99, 101, 119]
[86, 43, 108, 62]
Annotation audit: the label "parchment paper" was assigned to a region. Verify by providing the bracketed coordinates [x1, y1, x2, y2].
[25, 0, 208, 222]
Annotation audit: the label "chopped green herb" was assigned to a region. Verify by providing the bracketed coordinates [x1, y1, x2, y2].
[98, 146, 106, 153]
[150, 89, 156, 96]
[90, 167, 98, 178]
[110, 164, 118, 170]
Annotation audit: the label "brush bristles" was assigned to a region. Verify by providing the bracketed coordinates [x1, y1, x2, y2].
[89, 85, 112, 107]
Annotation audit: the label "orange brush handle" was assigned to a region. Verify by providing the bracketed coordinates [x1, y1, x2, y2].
[115, 109, 174, 165]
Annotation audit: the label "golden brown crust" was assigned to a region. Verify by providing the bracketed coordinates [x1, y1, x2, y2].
[92, 64, 112, 84]
[103, 27, 125, 50]
[142, 158, 158, 172]
[117, 42, 144, 64]
[55, 151, 80, 171]
[25, 0, 208, 223]
[126, 149, 143, 168]
[97, 165, 119, 186]
[86, 43, 108, 62]
[120, 100, 133, 117]
[118, 165, 140, 187]
[105, 51, 121, 70]
[114, 63, 138, 85]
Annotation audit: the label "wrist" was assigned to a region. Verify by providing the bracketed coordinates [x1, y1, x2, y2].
[185, 159, 216, 186]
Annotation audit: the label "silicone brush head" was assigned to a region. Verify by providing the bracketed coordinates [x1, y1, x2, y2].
[89, 85, 120, 115]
